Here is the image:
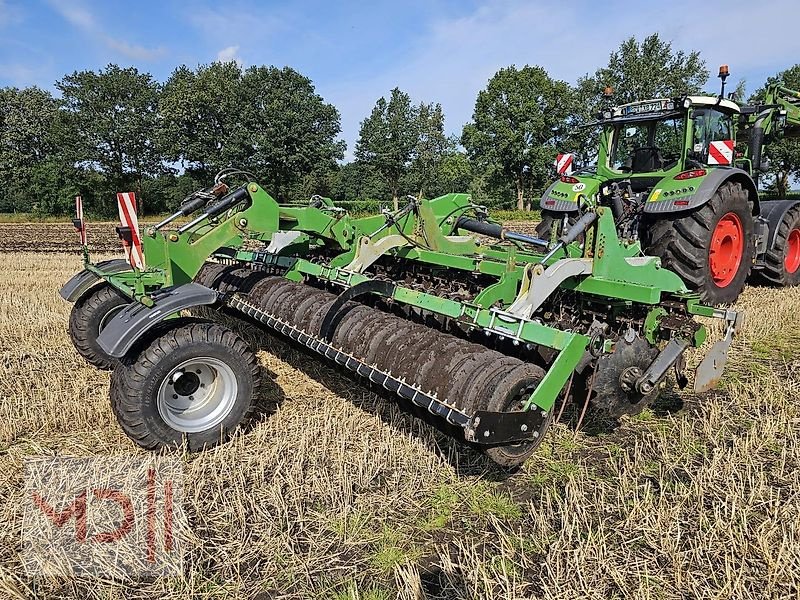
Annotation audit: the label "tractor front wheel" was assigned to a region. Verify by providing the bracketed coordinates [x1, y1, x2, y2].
[68, 283, 130, 369]
[110, 322, 260, 451]
[758, 204, 800, 287]
[644, 181, 754, 305]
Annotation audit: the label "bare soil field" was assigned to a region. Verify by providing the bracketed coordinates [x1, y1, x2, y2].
[0, 227, 799, 598]
[0, 221, 542, 254]
[0, 222, 122, 254]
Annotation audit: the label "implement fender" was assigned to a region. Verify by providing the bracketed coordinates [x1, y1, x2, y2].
[59, 259, 132, 302]
[644, 167, 758, 215]
[97, 283, 218, 358]
[759, 199, 800, 250]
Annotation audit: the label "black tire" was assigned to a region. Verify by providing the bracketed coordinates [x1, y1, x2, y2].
[482, 363, 551, 468]
[758, 204, 800, 287]
[110, 322, 260, 451]
[535, 209, 578, 241]
[68, 283, 130, 369]
[194, 262, 234, 289]
[644, 181, 754, 305]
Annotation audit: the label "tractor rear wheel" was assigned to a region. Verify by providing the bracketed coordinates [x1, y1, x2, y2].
[644, 181, 754, 304]
[110, 322, 260, 451]
[758, 204, 800, 287]
[535, 210, 579, 242]
[68, 283, 130, 369]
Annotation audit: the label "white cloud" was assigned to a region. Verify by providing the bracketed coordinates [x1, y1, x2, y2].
[216, 45, 242, 66]
[321, 0, 800, 158]
[46, 0, 165, 61]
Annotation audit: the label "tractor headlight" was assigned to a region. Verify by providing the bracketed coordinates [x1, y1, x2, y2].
[666, 101, 674, 110]
[603, 110, 612, 119]
[683, 98, 692, 108]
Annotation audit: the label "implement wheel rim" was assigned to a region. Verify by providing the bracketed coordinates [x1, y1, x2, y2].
[157, 357, 238, 433]
[785, 228, 800, 274]
[709, 212, 744, 287]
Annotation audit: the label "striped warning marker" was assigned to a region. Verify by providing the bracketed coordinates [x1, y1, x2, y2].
[555, 153, 574, 176]
[116, 192, 145, 270]
[74, 195, 87, 246]
[708, 140, 734, 165]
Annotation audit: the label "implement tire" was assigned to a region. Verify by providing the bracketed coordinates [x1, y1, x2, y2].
[644, 181, 754, 305]
[68, 283, 130, 369]
[110, 321, 260, 451]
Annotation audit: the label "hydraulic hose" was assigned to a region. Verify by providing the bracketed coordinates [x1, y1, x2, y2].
[455, 217, 549, 248]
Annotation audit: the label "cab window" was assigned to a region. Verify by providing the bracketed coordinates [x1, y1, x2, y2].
[609, 116, 684, 173]
[691, 108, 733, 160]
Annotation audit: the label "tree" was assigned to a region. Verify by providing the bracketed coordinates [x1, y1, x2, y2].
[158, 62, 246, 181]
[462, 65, 573, 211]
[57, 65, 162, 214]
[0, 86, 75, 213]
[355, 88, 418, 209]
[594, 34, 708, 104]
[238, 66, 344, 200]
[752, 65, 800, 196]
[407, 102, 449, 198]
[433, 149, 473, 196]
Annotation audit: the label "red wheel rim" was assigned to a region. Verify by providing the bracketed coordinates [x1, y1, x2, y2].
[709, 212, 744, 287]
[786, 228, 800, 274]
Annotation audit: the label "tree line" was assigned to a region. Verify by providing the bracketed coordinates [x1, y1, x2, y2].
[1, 33, 797, 217]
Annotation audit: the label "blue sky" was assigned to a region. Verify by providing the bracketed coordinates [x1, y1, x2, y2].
[1, 0, 799, 158]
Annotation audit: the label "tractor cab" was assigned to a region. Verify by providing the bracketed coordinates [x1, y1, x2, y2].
[597, 96, 741, 180]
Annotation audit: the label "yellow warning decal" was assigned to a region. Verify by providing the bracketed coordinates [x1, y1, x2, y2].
[649, 188, 662, 202]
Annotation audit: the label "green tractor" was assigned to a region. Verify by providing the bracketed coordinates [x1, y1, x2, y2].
[60, 164, 742, 467]
[539, 66, 800, 304]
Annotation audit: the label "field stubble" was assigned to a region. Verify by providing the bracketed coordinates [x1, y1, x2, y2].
[0, 224, 798, 599]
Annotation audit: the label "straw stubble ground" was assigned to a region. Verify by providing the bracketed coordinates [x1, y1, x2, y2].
[0, 228, 798, 599]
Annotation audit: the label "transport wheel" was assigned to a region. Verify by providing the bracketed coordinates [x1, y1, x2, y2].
[482, 363, 551, 468]
[68, 283, 130, 369]
[758, 204, 800, 286]
[110, 322, 260, 451]
[644, 181, 754, 304]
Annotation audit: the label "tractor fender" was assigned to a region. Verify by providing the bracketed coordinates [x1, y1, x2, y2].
[644, 167, 759, 215]
[59, 259, 132, 302]
[758, 199, 800, 250]
[96, 282, 218, 358]
[540, 179, 581, 213]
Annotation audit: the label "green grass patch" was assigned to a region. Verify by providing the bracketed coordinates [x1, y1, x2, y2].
[369, 527, 419, 572]
[418, 484, 460, 531]
[468, 484, 522, 520]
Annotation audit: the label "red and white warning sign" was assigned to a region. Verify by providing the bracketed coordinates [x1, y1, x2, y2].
[708, 140, 734, 165]
[554, 153, 574, 176]
[74, 196, 87, 246]
[116, 192, 145, 270]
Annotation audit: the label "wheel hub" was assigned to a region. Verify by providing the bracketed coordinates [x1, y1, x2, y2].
[785, 228, 800, 274]
[709, 212, 744, 287]
[157, 357, 238, 433]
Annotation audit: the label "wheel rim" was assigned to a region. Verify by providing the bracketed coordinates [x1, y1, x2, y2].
[785, 229, 800, 274]
[709, 212, 744, 287]
[157, 357, 238, 433]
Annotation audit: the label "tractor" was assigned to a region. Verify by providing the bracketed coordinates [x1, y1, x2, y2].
[540, 65, 800, 304]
